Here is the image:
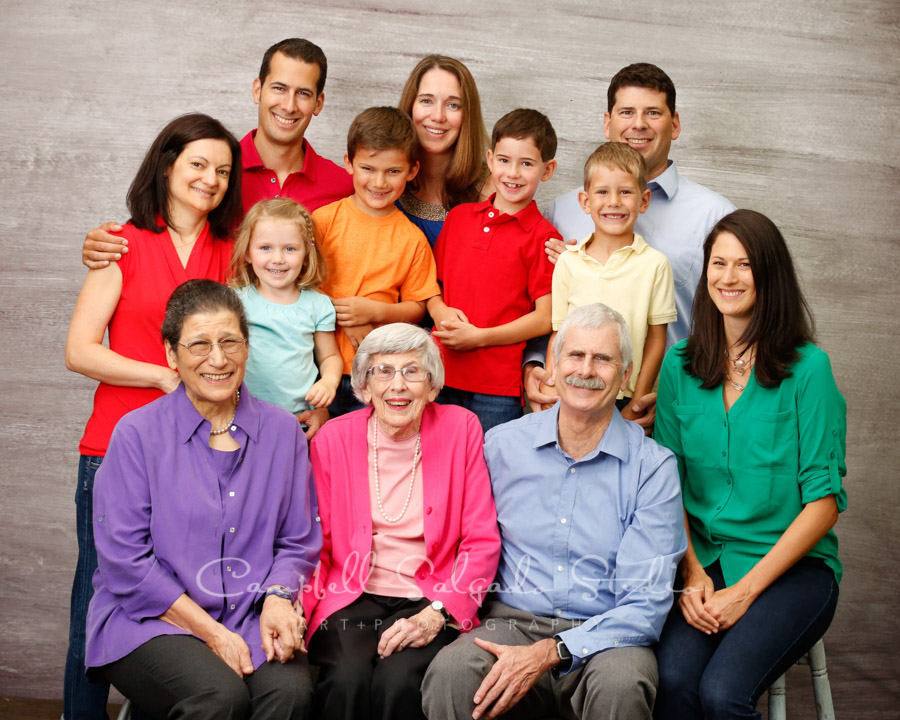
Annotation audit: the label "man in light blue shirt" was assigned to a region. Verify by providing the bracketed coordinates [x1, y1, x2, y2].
[423, 304, 686, 720]
[545, 63, 735, 349]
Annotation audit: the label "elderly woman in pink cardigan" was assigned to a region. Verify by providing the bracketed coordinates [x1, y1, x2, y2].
[303, 323, 501, 720]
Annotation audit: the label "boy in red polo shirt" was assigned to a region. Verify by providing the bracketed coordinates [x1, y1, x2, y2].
[428, 109, 560, 431]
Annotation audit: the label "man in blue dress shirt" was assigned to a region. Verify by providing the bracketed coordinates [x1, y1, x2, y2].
[422, 304, 686, 720]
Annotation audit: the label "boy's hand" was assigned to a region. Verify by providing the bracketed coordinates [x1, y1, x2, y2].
[544, 237, 576, 265]
[523, 363, 558, 412]
[430, 304, 469, 329]
[344, 323, 374, 349]
[433, 320, 484, 351]
[305, 379, 338, 409]
[333, 297, 381, 326]
[83, 222, 127, 269]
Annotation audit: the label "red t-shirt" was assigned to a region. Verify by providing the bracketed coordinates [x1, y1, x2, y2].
[434, 198, 558, 397]
[78, 223, 233, 456]
[240, 131, 353, 214]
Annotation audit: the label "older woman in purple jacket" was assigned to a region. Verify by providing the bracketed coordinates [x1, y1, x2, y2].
[85, 280, 321, 720]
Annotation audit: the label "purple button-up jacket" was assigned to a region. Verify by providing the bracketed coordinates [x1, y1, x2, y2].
[85, 383, 321, 670]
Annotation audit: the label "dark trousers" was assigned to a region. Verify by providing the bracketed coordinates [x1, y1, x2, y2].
[328, 375, 366, 418]
[436, 386, 522, 433]
[653, 557, 839, 720]
[64, 455, 110, 720]
[308, 593, 459, 720]
[103, 634, 313, 720]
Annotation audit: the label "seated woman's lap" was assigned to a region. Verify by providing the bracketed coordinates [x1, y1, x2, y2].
[104, 634, 313, 720]
[309, 593, 459, 720]
[654, 557, 838, 720]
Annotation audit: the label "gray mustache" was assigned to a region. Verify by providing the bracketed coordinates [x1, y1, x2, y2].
[564, 374, 607, 390]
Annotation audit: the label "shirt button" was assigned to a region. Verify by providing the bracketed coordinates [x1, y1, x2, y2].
[726, 479, 732, 485]
[557, 565, 564, 572]
[229, 491, 235, 497]
[270, 177, 277, 183]
[488, 211, 495, 218]
[229, 527, 236, 533]
[231, 426, 237, 432]
[483, 226, 490, 232]
[556, 609, 563, 616]
[315, 516, 321, 523]
[226, 565, 232, 572]
[721, 451, 726, 457]
[275, 194, 280, 198]
[570, 468, 576, 474]
[230, 604, 236, 610]
[716, 506, 722, 511]
[560, 518, 567, 524]
[583, 647, 590, 653]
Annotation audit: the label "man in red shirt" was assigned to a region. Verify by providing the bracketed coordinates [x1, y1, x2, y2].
[81, 37, 351, 265]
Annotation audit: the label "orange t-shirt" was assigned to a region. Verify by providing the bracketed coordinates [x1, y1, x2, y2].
[314, 197, 440, 373]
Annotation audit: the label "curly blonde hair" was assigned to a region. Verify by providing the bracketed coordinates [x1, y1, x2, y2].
[230, 198, 326, 291]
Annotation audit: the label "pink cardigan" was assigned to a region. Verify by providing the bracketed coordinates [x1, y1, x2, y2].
[303, 402, 501, 638]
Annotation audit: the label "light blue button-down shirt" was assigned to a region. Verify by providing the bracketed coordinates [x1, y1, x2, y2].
[545, 161, 735, 349]
[484, 404, 686, 671]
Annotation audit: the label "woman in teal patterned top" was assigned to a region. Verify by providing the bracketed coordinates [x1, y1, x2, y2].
[653, 209, 847, 720]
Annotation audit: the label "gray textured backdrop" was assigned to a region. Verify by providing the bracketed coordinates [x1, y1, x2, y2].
[1, 0, 898, 715]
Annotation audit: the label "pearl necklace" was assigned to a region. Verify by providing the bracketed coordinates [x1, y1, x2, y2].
[372, 419, 421, 524]
[210, 389, 240, 435]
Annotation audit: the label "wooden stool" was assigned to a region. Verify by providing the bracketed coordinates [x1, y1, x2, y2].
[767, 638, 835, 720]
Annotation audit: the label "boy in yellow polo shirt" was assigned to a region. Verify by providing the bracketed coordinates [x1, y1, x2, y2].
[546, 142, 675, 420]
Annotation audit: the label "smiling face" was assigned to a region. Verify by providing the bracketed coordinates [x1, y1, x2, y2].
[361, 351, 438, 439]
[166, 139, 233, 220]
[252, 51, 324, 149]
[603, 86, 680, 180]
[578, 164, 650, 241]
[245, 218, 307, 301]
[487, 136, 556, 215]
[410, 68, 464, 156]
[344, 147, 418, 217]
[166, 310, 247, 414]
[706, 231, 757, 321]
[554, 324, 631, 420]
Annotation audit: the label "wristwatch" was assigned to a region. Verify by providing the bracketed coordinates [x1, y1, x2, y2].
[556, 639, 573, 671]
[430, 600, 451, 621]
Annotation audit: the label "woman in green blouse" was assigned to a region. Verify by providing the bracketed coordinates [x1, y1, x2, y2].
[653, 209, 847, 720]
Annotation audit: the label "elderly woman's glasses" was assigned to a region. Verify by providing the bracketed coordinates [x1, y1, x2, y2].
[368, 364, 429, 383]
[178, 337, 248, 357]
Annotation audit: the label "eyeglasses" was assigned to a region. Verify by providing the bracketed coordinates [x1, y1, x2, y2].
[367, 364, 429, 383]
[178, 337, 248, 357]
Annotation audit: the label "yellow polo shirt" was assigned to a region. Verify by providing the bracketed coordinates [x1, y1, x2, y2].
[551, 233, 676, 397]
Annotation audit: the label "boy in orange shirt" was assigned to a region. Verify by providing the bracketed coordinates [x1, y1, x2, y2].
[314, 106, 440, 416]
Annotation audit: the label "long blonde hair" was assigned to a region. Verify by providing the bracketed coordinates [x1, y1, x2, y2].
[398, 55, 489, 208]
[230, 198, 326, 291]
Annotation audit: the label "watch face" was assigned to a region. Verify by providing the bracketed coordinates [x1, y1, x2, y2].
[431, 600, 444, 611]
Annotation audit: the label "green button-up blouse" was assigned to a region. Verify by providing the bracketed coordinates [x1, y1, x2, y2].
[655, 341, 847, 586]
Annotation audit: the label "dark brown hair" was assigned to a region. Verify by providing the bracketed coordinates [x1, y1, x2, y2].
[398, 54, 489, 207]
[491, 108, 557, 162]
[258, 38, 327, 95]
[347, 106, 418, 164]
[126, 113, 242, 239]
[681, 209, 815, 388]
[607, 63, 676, 116]
[161, 279, 249, 349]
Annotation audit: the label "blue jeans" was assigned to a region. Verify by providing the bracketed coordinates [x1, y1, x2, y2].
[653, 557, 838, 720]
[64, 455, 110, 720]
[328, 375, 367, 419]
[436, 386, 522, 433]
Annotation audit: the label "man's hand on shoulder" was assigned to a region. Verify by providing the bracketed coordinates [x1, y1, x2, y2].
[544, 237, 576, 265]
[471, 637, 558, 719]
[83, 222, 126, 269]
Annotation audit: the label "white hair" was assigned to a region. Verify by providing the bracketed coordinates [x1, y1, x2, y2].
[552, 303, 633, 370]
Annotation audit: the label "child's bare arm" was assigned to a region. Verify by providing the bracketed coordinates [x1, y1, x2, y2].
[305, 331, 343, 409]
[434, 295, 551, 352]
[427, 295, 468, 328]
[332, 297, 426, 327]
[621, 324, 667, 421]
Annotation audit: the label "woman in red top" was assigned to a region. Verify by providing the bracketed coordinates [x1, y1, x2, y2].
[63, 113, 242, 720]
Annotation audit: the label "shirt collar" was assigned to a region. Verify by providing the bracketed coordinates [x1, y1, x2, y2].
[480, 195, 544, 231]
[531, 401, 630, 463]
[575, 232, 648, 258]
[241, 130, 316, 181]
[648, 160, 679, 200]
[173, 382, 259, 444]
